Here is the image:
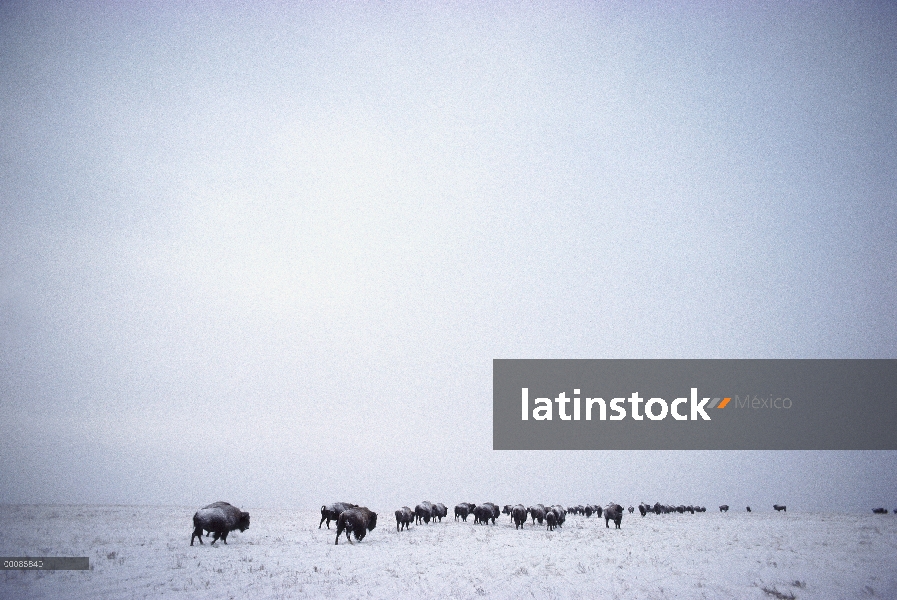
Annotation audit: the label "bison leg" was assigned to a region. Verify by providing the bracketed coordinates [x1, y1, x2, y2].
[210, 532, 221, 545]
[221, 531, 229, 544]
[191, 527, 204, 546]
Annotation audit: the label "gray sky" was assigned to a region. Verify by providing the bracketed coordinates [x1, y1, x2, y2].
[1, 1, 895, 512]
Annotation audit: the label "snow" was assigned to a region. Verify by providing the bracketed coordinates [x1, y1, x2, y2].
[1, 505, 895, 599]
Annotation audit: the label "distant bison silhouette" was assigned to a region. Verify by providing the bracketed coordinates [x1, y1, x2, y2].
[746, 506, 751, 512]
[719, 505, 729, 512]
[872, 507, 887, 514]
[773, 505, 787, 512]
[432, 503, 448, 522]
[395, 507, 414, 531]
[605, 503, 624, 529]
[483, 502, 500, 522]
[511, 505, 527, 529]
[190, 502, 249, 546]
[320, 502, 357, 529]
[454, 503, 474, 522]
[473, 504, 496, 525]
[415, 501, 434, 524]
[548, 505, 566, 528]
[335, 507, 377, 545]
[528, 504, 546, 526]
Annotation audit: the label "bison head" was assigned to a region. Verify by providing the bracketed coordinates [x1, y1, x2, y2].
[238, 512, 250, 532]
[367, 512, 378, 531]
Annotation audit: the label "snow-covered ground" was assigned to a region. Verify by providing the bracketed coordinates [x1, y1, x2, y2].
[1, 504, 895, 599]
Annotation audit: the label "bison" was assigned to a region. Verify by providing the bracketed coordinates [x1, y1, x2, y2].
[320, 502, 357, 529]
[190, 502, 249, 546]
[335, 507, 377, 544]
[473, 502, 498, 525]
[395, 507, 414, 531]
[454, 503, 474, 522]
[746, 506, 751, 512]
[719, 505, 729, 512]
[487, 503, 500, 522]
[511, 505, 527, 529]
[528, 504, 546, 526]
[197, 501, 235, 537]
[432, 503, 448, 522]
[604, 503, 623, 529]
[549, 505, 566, 528]
[415, 501, 434, 524]
[773, 505, 787, 512]
[638, 504, 648, 517]
[546, 509, 558, 531]
[872, 507, 887, 514]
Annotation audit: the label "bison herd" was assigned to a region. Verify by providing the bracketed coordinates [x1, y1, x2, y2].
[871, 507, 897, 514]
[189, 499, 895, 546]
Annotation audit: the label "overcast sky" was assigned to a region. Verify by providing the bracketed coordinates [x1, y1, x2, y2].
[1, 1, 895, 513]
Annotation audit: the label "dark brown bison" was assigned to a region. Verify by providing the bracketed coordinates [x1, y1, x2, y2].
[628, 506, 634, 514]
[638, 504, 648, 517]
[872, 507, 887, 514]
[546, 508, 558, 531]
[320, 502, 357, 529]
[511, 505, 527, 529]
[197, 501, 234, 537]
[455, 503, 475, 521]
[719, 505, 729, 512]
[395, 507, 414, 531]
[550, 505, 566, 527]
[528, 504, 546, 526]
[190, 502, 250, 546]
[432, 503, 448, 522]
[415, 501, 434, 524]
[773, 505, 787, 512]
[484, 503, 500, 522]
[335, 507, 377, 545]
[473, 504, 495, 525]
[604, 503, 623, 529]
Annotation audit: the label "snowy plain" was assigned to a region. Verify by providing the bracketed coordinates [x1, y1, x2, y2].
[1, 504, 895, 600]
